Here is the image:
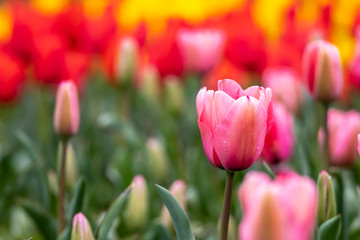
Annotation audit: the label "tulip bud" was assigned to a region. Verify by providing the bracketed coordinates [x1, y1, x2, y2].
[161, 180, 187, 228]
[164, 75, 184, 115]
[57, 142, 78, 188]
[139, 64, 161, 103]
[115, 37, 139, 86]
[54, 80, 80, 137]
[302, 40, 343, 102]
[317, 170, 337, 225]
[146, 138, 168, 182]
[124, 175, 148, 231]
[71, 212, 95, 240]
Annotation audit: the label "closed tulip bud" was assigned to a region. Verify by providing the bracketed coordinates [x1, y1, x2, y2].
[54, 80, 80, 137]
[197, 79, 273, 171]
[239, 171, 317, 240]
[327, 109, 360, 166]
[57, 142, 78, 188]
[317, 170, 336, 225]
[302, 40, 343, 102]
[124, 175, 148, 231]
[261, 102, 294, 164]
[161, 180, 187, 228]
[71, 213, 95, 240]
[146, 138, 168, 182]
[164, 75, 185, 115]
[178, 29, 225, 74]
[139, 64, 160, 103]
[115, 37, 139, 85]
[263, 67, 304, 114]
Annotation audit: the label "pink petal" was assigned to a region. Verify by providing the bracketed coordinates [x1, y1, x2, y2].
[217, 79, 243, 99]
[214, 90, 235, 125]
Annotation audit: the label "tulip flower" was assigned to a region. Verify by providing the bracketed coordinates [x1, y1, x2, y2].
[327, 109, 360, 166]
[238, 171, 317, 240]
[124, 175, 148, 231]
[71, 213, 95, 240]
[196, 79, 273, 171]
[263, 67, 304, 114]
[177, 29, 225, 74]
[317, 170, 336, 225]
[54, 80, 80, 137]
[302, 40, 343, 102]
[161, 180, 187, 229]
[358, 134, 360, 156]
[261, 102, 294, 164]
[0, 51, 25, 103]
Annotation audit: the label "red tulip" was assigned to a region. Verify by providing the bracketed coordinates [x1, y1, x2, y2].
[238, 171, 317, 240]
[54, 80, 80, 137]
[327, 109, 360, 166]
[0, 51, 25, 103]
[302, 40, 343, 102]
[196, 79, 272, 171]
[261, 102, 294, 164]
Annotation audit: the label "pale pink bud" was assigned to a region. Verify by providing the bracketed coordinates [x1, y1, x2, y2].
[71, 212, 95, 240]
[263, 67, 304, 114]
[238, 171, 317, 240]
[261, 102, 294, 164]
[328, 109, 360, 166]
[178, 29, 225, 74]
[54, 80, 80, 137]
[302, 40, 343, 102]
[161, 180, 187, 228]
[196, 79, 272, 171]
[115, 37, 139, 84]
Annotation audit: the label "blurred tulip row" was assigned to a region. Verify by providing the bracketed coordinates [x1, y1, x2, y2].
[2, 0, 360, 240]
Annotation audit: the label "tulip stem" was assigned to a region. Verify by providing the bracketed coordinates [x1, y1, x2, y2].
[322, 102, 330, 170]
[220, 171, 235, 240]
[58, 138, 68, 236]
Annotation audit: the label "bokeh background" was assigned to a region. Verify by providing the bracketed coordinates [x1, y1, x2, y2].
[2, 0, 360, 239]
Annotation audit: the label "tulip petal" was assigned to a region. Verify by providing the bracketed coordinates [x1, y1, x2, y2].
[214, 90, 235, 125]
[217, 79, 242, 99]
[199, 90, 216, 130]
[196, 87, 206, 118]
[198, 121, 223, 168]
[213, 96, 267, 170]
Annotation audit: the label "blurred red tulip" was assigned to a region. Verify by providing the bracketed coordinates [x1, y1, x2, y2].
[261, 102, 294, 164]
[0, 51, 25, 103]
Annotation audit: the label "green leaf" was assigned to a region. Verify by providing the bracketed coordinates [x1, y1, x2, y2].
[15, 130, 41, 163]
[155, 184, 195, 240]
[58, 177, 86, 240]
[19, 199, 56, 240]
[262, 161, 275, 179]
[318, 215, 342, 240]
[96, 186, 132, 240]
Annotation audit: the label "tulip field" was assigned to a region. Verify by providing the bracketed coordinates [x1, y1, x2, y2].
[3, 1, 360, 240]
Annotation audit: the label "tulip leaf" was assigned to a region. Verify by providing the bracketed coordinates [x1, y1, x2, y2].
[15, 130, 41, 163]
[262, 161, 275, 179]
[58, 177, 86, 240]
[96, 186, 132, 240]
[19, 199, 56, 240]
[317, 215, 341, 240]
[155, 184, 195, 240]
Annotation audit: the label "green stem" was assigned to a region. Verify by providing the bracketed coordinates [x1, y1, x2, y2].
[58, 138, 68, 236]
[220, 171, 235, 240]
[322, 102, 330, 171]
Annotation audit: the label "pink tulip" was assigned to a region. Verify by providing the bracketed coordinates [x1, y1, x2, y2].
[358, 134, 360, 157]
[71, 212, 95, 240]
[261, 102, 294, 164]
[327, 109, 360, 166]
[196, 79, 272, 171]
[263, 67, 303, 114]
[302, 40, 343, 102]
[54, 80, 80, 137]
[178, 29, 225, 74]
[238, 171, 317, 240]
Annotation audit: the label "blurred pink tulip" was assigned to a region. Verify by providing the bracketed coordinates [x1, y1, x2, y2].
[196, 79, 272, 171]
[302, 40, 343, 102]
[327, 109, 360, 166]
[261, 102, 294, 164]
[358, 134, 360, 156]
[54, 80, 80, 137]
[238, 171, 317, 240]
[178, 29, 225, 74]
[263, 67, 304, 114]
